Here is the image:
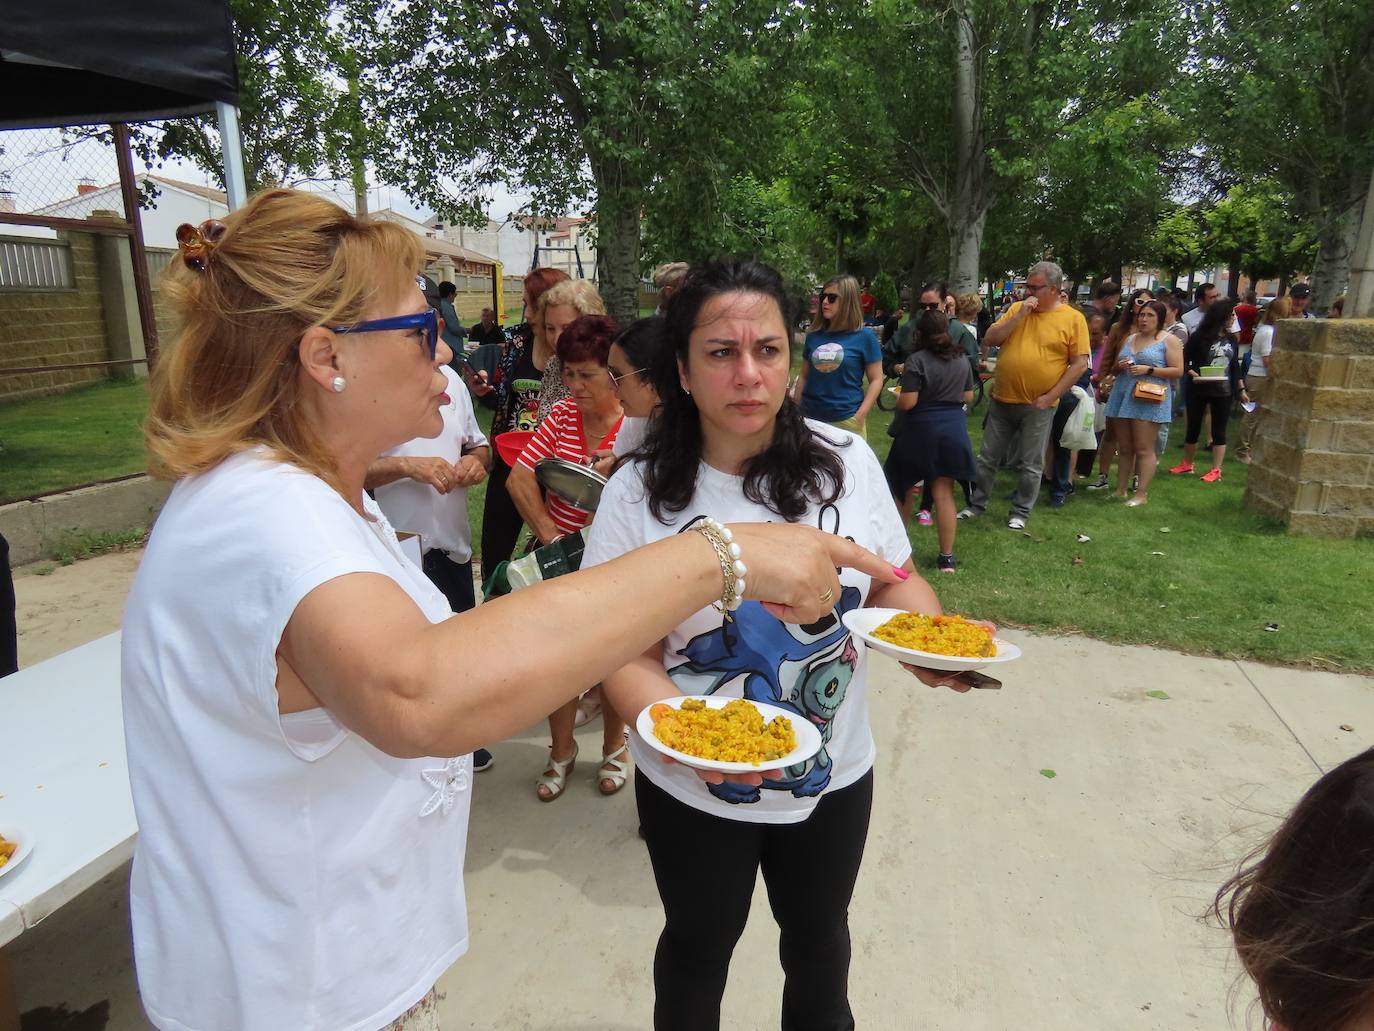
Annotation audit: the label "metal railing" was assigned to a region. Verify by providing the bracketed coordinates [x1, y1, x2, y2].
[0, 236, 74, 289]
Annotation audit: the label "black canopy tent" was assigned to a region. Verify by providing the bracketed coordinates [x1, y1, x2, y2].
[0, 0, 242, 365]
[0, 0, 240, 129]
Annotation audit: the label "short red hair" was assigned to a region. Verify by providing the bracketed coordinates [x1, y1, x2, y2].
[524, 266, 570, 310]
[556, 314, 618, 366]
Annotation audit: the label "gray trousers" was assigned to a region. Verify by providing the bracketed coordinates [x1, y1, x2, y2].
[969, 398, 1057, 519]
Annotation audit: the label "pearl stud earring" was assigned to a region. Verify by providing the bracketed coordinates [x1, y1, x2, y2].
[331, 375, 347, 393]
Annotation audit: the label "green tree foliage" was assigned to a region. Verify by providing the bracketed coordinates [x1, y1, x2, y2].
[370, 0, 795, 324]
[806, 0, 1189, 293]
[1195, 0, 1374, 308]
[112, 0, 363, 191]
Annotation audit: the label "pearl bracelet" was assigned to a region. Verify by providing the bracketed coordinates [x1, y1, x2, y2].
[692, 517, 746, 620]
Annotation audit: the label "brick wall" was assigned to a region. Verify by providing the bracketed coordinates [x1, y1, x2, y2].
[0, 232, 110, 401]
[1244, 319, 1374, 537]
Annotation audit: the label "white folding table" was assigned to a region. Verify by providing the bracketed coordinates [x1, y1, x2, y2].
[0, 632, 133, 1030]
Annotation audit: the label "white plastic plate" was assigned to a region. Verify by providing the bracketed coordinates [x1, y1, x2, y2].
[842, 608, 1022, 672]
[636, 696, 823, 774]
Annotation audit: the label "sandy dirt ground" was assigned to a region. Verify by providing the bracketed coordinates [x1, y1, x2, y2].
[14, 551, 144, 668]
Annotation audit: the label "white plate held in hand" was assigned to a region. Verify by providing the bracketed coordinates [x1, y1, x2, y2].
[636, 696, 823, 774]
[842, 608, 1022, 672]
[0, 824, 33, 881]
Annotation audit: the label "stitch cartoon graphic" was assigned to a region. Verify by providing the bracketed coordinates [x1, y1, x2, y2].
[668, 585, 862, 805]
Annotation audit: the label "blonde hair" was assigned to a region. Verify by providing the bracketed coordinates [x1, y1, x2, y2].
[955, 292, 982, 322]
[809, 275, 863, 333]
[1263, 297, 1293, 324]
[145, 188, 425, 494]
[538, 279, 607, 330]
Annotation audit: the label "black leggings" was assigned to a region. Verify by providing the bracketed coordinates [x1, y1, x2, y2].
[420, 550, 476, 614]
[635, 768, 874, 1031]
[478, 459, 523, 582]
[1, 532, 16, 677]
[1185, 393, 1232, 446]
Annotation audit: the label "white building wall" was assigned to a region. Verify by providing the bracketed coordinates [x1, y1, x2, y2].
[12, 180, 226, 248]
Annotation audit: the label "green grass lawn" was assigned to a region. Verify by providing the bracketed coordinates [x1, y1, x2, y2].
[0, 378, 151, 501]
[862, 402, 1374, 674]
[6, 376, 1372, 672]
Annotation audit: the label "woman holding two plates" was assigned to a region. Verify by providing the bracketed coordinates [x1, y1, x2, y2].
[584, 260, 974, 1031]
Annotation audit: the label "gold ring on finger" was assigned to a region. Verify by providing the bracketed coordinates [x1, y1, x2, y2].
[818, 587, 835, 605]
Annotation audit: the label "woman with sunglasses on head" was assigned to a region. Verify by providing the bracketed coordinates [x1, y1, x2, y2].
[1086, 288, 1153, 491]
[584, 259, 973, 1031]
[507, 314, 631, 800]
[792, 274, 884, 438]
[1102, 298, 1183, 506]
[123, 193, 901, 1031]
[480, 266, 570, 580]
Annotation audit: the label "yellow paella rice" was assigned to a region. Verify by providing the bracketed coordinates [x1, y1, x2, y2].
[0, 833, 15, 869]
[649, 698, 795, 765]
[872, 612, 995, 657]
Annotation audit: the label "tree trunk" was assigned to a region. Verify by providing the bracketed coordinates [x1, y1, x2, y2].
[948, 211, 987, 294]
[1226, 254, 1241, 298]
[592, 166, 644, 327]
[946, 3, 985, 294]
[1311, 186, 1366, 313]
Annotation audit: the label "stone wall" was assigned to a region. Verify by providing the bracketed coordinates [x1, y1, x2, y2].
[1244, 318, 1374, 537]
[0, 232, 110, 400]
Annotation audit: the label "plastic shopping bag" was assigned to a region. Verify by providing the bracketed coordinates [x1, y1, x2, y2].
[1060, 386, 1097, 450]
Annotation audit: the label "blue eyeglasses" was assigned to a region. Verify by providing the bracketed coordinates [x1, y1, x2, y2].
[331, 307, 440, 360]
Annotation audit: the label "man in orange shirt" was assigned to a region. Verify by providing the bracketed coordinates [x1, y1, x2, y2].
[959, 261, 1090, 529]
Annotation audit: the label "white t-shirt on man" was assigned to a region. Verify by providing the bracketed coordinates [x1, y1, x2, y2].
[375, 366, 488, 561]
[122, 450, 472, 1031]
[582, 423, 911, 824]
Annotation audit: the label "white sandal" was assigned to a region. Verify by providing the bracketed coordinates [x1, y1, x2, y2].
[536, 742, 578, 802]
[597, 741, 631, 797]
[574, 689, 602, 727]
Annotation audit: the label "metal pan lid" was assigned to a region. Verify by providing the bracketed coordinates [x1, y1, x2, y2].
[535, 457, 608, 513]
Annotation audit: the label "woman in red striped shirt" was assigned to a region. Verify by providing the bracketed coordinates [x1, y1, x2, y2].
[508, 314, 627, 799]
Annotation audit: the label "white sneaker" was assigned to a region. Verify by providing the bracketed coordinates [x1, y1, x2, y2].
[956, 508, 977, 521]
[1007, 516, 1027, 531]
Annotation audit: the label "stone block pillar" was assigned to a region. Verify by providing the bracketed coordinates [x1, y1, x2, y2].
[1244, 318, 1374, 536]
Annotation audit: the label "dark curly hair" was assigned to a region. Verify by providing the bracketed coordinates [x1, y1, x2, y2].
[555, 313, 618, 366]
[638, 259, 848, 523]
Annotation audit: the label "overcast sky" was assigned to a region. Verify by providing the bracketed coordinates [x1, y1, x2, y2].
[0, 127, 533, 225]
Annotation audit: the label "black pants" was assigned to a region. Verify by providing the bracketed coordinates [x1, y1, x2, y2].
[421, 549, 476, 614]
[1, 532, 16, 677]
[636, 768, 874, 1031]
[478, 459, 523, 583]
[1185, 392, 1232, 446]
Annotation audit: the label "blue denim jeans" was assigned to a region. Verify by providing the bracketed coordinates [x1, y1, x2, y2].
[970, 398, 1058, 518]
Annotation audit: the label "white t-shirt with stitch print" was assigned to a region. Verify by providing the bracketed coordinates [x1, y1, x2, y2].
[582, 422, 911, 824]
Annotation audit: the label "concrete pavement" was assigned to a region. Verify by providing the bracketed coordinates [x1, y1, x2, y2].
[10, 553, 1373, 1030]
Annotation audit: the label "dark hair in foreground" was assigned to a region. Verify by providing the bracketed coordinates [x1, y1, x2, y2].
[639, 259, 847, 523]
[614, 316, 666, 384]
[916, 310, 961, 360]
[1212, 746, 1374, 1031]
[1186, 298, 1237, 368]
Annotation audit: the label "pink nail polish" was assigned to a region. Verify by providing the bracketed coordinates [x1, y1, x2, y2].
[892, 565, 910, 580]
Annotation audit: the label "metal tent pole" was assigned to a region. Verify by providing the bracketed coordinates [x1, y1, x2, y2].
[216, 102, 249, 210]
[113, 122, 159, 364]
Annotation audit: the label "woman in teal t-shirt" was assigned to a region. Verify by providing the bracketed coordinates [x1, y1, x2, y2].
[793, 274, 884, 439]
